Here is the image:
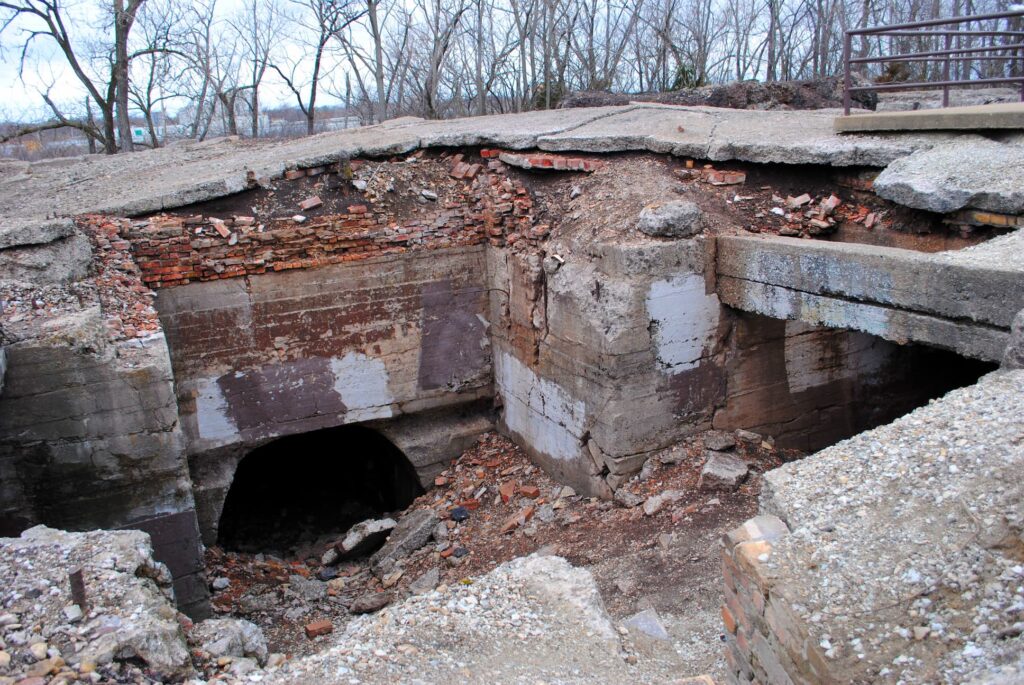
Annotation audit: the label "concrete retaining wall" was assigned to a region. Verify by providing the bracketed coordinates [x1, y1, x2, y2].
[0, 308, 209, 617]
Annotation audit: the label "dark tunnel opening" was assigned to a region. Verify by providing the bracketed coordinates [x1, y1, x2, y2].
[216, 425, 424, 557]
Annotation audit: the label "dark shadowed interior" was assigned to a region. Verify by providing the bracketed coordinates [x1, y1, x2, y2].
[217, 425, 424, 556]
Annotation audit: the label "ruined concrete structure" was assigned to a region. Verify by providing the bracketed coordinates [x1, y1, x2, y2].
[1, 103, 1022, 681]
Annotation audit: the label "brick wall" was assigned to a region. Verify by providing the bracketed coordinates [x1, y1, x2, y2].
[721, 515, 832, 684]
[123, 156, 542, 289]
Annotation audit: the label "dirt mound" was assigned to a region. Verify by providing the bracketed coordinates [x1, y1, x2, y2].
[562, 76, 878, 111]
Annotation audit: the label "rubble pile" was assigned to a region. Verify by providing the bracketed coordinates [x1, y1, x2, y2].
[0, 526, 193, 684]
[203, 430, 794, 666]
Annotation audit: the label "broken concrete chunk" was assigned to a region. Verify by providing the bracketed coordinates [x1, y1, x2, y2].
[735, 429, 762, 443]
[336, 517, 397, 561]
[636, 200, 705, 239]
[349, 592, 392, 614]
[369, 509, 439, 578]
[614, 490, 643, 508]
[642, 489, 683, 516]
[409, 568, 440, 595]
[701, 452, 750, 491]
[190, 618, 268, 666]
[704, 431, 736, 452]
[786, 193, 811, 208]
[622, 608, 670, 641]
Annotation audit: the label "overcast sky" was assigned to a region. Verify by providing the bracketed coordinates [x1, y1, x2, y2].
[0, 0, 348, 122]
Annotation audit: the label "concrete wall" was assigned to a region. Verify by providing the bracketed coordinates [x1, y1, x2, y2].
[0, 307, 208, 617]
[716, 235, 1021, 362]
[488, 237, 728, 495]
[155, 246, 495, 542]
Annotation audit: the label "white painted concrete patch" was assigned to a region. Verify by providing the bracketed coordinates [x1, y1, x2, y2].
[195, 378, 239, 444]
[496, 350, 587, 462]
[330, 352, 395, 422]
[646, 273, 721, 371]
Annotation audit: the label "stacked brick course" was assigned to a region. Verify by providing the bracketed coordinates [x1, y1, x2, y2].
[124, 155, 547, 289]
[721, 515, 832, 685]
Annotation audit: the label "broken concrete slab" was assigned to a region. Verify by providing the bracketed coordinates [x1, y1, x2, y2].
[701, 452, 749, 491]
[335, 517, 397, 561]
[537, 104, 715, 157]
[873, 138, 1024, 214]
[369, 509, 439, 577]
[0, 218, 76, 250]
[716, 234, 1024, 361]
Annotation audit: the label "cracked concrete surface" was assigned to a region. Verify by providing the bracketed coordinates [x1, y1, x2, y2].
[1, 104, 1017, 234]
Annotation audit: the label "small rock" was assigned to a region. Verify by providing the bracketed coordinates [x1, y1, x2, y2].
[536, 504, 555, 523]
[62, 604, 83, 623]
[211, 577, 231, 591]
[636, 201, 704, 239]
[450, 506, 470, 522]
[321, 547, 339, 566]
[558, 486, 577, 499]
[642, 490, 684, 516]
[409, 568, 440, 595]
[266, 653, 287, 668]
[734, 429, 761, 443]
[421, 189, 438, 201]
[288, 575, 327, 601]
[29, 643, 48, 660]
[432, 522, 449, 542]
[381, 569, 404, 589]
[316, 566, 339, 581]
[701, 452, 750, 491]
[703, 431, 736, 452]
[352, 179, 368, 191]
[349, 592, 392, 615]
[26, 656, 63, 677]
[614, 490, 643, 508]
[623, 608, 670, 641]
[570, 185, 582, 199]
[304, 620, 333, 639]
[638, 458, 659, 481]
[0, 650, 9, 668]
[914, 626, 931, 641]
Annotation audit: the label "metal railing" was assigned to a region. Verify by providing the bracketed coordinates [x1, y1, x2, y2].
[842, 10, 1024, 115]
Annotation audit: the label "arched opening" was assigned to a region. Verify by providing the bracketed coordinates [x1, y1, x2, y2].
[217, 425, 424, 557]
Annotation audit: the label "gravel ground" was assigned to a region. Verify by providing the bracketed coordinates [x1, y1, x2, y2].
[263, 554, 684, 685]
[759, 368, 1024, 683]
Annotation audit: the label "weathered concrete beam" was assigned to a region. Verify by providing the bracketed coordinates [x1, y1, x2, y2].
[717, 275, 1008, 361]
[716, 234, 1024, 329]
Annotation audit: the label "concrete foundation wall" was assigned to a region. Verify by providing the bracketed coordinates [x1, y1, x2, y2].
[489, 237, 728, 495]
[155, 246, 494, 541]
[0, 308, 208, 617]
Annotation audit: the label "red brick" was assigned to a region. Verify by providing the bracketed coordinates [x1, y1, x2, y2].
[519, 485, 540, 499]
[304, 619, 333, 638]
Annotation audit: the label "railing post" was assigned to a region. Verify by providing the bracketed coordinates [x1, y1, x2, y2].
[843, 31, 852, 115]
[943, 32, 952, 107]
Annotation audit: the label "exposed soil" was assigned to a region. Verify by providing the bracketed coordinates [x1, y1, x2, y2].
[203, 430, 800, 680]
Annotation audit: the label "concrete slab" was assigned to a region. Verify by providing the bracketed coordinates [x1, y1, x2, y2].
[705, 107, 976, 166]
[835, 102, 1024, 133]
[537, 105, 715, 157]
[874, 138, 1024, 214]
[715, 234, 1024, 360]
